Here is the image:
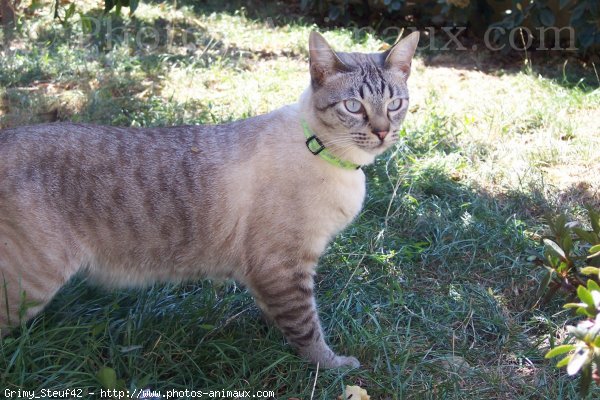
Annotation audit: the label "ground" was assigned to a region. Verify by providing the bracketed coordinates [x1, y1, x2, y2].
[1, 1, 600, 399]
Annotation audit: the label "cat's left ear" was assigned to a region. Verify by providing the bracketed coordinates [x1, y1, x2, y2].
[384, 31, 420, 77]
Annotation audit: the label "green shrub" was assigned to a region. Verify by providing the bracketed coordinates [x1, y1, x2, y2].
[545, 279, 600, 396]
[4, 1, 597, 53]
[536, 207, 600, 301]
[539, 207, 600, 396]
[298, 0, 599, 54]
[492, 0, 599, 54]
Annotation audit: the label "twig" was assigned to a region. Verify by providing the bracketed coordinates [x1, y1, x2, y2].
[341, 253, 367, 293]
[53, 0, 59, 19]
[592, 62, 599, 88]
[310, 362, 319, 400]
[519, 28, 532, 72]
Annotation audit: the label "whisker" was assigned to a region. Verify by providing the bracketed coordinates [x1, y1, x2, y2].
[306, 128, 400, 160]
[322, 138, 357, 147]
[323, 138, 356, 145]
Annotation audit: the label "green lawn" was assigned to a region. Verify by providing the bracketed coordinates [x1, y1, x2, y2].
[1, 1, 600, 399]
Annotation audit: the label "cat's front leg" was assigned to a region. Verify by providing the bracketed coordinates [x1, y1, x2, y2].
[248, 266, 359, 369]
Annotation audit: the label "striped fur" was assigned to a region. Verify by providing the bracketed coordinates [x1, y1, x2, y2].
[0, 31, 419, 368]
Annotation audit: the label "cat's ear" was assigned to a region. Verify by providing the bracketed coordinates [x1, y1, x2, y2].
[384, 31, 420, 77]
[309, 31, 350, 86]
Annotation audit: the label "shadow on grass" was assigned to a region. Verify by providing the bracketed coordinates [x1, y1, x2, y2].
[167, 0, 600, 91]
[146, 0, 307, 28]
[3, 1, 595, 131]
[356, 151, 600, 397]
[0, 12, 237, 128]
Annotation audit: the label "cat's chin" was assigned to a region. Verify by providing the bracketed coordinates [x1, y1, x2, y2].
[342, 144, 393, 166]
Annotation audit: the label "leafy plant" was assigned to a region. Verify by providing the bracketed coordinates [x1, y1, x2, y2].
[299, 0, 599, 54]
[491, 0, 600, 53]
[299, 0, 408, 25]
[569, 0, 600, 49]
[540, 207, 600, 396]
[536, 207, 600, 304]
[546, 280, 600, 396]
[103, 0, 140, 16]
[49, 0, 140, 25]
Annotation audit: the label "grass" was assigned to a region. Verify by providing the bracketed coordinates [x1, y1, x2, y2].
[2, 1, 600, 399]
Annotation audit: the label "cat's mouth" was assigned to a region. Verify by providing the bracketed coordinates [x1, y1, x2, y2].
[349, 132, 396, 154]
[356, 139, 392, 153]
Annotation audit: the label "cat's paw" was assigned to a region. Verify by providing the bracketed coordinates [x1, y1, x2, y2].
[322, 355, 360, 369]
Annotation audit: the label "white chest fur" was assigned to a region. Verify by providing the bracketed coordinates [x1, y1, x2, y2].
[317, 169, 365, 232]
[299, 165, 366, 256]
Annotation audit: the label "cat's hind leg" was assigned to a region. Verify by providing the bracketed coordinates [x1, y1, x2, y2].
[0, 224, 80, 333]
[247, 260, 360, 369]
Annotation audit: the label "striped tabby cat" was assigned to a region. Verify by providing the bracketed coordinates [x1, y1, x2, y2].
[0, 31, 419, 368]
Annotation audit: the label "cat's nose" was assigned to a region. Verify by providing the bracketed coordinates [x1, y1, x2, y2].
[372, 130, 388, 141]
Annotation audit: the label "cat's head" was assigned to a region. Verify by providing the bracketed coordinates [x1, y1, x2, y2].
[303, 31, 419, 166]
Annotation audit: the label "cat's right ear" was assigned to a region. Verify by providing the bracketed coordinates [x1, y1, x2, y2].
[309, 31, 349, 87]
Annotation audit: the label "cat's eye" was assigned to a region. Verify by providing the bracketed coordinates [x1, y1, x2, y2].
[387, 98, 404, 112]
[344, 99, 364, 114]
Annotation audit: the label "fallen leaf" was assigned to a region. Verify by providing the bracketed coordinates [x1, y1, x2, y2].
[338, 385, 370, 400]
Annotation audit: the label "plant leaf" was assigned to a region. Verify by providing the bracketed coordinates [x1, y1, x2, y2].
[564, 302, 587, 309]
[562, 235, 573, 255]
[548, 214, 568, 236]
[588, 244, 600, 259]
[588, 251, 600, 260]
[543, 239, 567, 261]
[65, 3, 76, 19]
[580, 266, 600, 276]
[104, 0, 115, 13]
[575, 307, 591, 317]
[588, 206, 600, 234]
[129, 0, 139, 14]
[573, 228, 599, 245]
[556, 261, 569, 274]
[546, 344, 576, 358]
[536, 269, 553, 297]
[97, 367, 117, 389]
[545, 252, 560, 268]
[587, 280, 600, 292]
[556, 354, 572, 368]
[577, 285, 594, 308]
[538, 7, 555, 27]
[80, 13, 92, 34]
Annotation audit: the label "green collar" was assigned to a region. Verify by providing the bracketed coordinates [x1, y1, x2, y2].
[301, 120, 361, 170]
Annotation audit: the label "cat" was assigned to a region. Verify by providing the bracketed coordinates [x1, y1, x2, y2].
[0, 30, 419, 368]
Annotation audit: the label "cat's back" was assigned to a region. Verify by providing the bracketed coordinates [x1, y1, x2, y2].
[0, 122, 169, 175]
[1, 122, 206, 167]
[1, 123, 185, 205]
[0, 118, 275, 284]
[0, 120, 260, 190]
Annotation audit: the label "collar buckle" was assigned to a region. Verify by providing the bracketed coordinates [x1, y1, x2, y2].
[301, 119, 362, 170]
[306, 135, 325, 155]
